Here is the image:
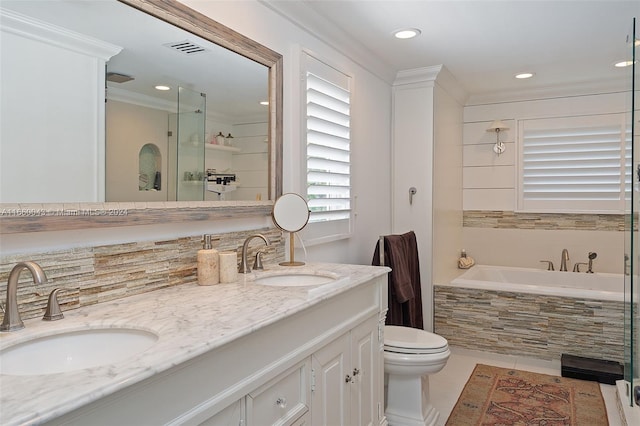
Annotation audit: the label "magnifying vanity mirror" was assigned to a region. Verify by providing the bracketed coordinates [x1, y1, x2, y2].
[0, 0, 282, 234]
[272, 193, 310, 266]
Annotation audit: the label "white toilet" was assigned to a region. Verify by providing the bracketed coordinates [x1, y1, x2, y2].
[384, 325, 451, 426]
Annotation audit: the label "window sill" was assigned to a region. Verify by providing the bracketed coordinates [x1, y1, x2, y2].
[301, 232, 351, 247]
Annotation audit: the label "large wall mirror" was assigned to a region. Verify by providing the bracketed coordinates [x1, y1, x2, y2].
[0, 0, 282, 233]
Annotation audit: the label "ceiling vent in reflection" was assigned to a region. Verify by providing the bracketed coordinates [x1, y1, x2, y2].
[106, 72, 134, 83]
[164, 40, 207, 55]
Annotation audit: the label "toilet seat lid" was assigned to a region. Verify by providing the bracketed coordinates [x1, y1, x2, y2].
[384, 326, 448, 351]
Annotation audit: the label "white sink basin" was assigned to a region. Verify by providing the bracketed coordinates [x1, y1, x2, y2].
[0, 328, 158, 376]
[254, 273, 337, 287]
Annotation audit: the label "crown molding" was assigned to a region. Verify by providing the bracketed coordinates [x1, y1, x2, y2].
[259, 0, 396, 84]
[107, 86, 178, 113]
[393, 65, 469, 106]
[106, 87, 264, 124]
[466, 76, 631, 106]
[394, 66, 442, 86]
[0, 8, 121, 60]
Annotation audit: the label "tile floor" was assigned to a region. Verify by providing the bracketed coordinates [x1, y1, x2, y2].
[429, 346, 623, 426]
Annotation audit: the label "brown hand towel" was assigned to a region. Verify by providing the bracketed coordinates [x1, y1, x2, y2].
[372, 231, 423, 329]
[383, 234, 415, 303]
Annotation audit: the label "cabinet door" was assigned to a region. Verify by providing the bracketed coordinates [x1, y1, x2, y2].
[350, 315, 379, 426]
[310, 332, 351, 426]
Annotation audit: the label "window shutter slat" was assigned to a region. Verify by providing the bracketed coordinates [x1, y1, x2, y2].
[305, 55, 351, 225]
[519, 115, 630, 213]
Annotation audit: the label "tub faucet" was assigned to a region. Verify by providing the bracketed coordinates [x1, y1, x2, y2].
[1, 261, 48, 332]
[560, 249, 570, 272]
[586, 252, 597, 274]
[239, 234, 270, 273]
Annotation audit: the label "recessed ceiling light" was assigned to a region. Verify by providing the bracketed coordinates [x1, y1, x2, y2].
[155, 85, 171, 91]
[515, 72, 534, 79]
[614, 60, 635, 68]
[260, 101, 269, 106]
[393, 28, 421, 39]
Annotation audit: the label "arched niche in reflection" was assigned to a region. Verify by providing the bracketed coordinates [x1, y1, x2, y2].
[139, 143, 161, 191]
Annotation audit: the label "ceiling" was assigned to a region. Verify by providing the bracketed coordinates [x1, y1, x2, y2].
[4, 0, 638, 108]
[269, 0, 639, 103]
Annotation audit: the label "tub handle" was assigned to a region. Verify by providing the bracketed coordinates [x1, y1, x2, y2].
[540, 260, 554, 271]
[573, 262, 588, 273]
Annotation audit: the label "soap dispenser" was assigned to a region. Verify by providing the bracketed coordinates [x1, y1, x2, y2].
[197, 234, 219, 286]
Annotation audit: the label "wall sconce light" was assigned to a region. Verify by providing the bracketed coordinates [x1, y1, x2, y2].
[487, 120, 509, 155]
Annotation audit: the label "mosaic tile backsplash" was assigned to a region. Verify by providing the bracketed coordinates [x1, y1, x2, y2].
[0, 228, 284, 322]
[434, 285, 625, 363]
[463, 210, 628, 232]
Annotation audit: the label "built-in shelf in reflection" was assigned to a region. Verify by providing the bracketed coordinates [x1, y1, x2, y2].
[205, 144, 240, 153]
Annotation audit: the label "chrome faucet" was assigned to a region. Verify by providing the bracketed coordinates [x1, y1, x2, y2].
[1, 261, 48, 331]
[239, 234, 270, 273]
[560, 249, 570, 272]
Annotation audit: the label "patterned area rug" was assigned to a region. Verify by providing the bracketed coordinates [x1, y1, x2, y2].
[445, 364, 609, 425]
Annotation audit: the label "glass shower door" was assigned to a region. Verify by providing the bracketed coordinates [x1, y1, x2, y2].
[175, 87, 206, 201]
[624, 17, 638, 409]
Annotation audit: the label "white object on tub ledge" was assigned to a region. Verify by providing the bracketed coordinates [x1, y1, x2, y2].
[458, 256, 475, 269]
[446, 264, 624, 302]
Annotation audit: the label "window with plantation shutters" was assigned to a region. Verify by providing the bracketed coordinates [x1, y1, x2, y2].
[517, 114, 631, 213]
[303, 53, 351, 238]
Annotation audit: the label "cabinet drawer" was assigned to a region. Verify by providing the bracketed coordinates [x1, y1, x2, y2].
[247, 360, 309, 426]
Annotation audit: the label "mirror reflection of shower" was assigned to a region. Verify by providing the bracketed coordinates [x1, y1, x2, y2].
[171, 87, 206, 202]
[107, 81, 264, 202]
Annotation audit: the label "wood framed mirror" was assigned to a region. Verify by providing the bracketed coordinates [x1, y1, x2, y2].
[0, 0, 282, 234]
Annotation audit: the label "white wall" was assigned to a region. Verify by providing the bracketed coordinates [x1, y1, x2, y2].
[462, 91, 629, 274]
[0, 11, 119, 202]
[432, 83, 464, 285]
[3, 1, 393, 265]
[106, 101, 169, 202]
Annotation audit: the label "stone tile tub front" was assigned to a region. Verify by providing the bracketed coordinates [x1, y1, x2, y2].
[434, 265, 625, 363]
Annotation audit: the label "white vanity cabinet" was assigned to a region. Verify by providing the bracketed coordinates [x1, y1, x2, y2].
[42, 272, 388, 426]
[311, 315, 381, 426]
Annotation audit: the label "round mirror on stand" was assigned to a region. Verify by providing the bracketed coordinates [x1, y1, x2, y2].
[272, 193, 310, 266]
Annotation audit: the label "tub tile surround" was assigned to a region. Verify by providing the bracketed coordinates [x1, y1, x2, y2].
[434, 286, 625, 363]
[462, 210, 628, 274]
[463, 210, 628, 232]
[0, 262, 389, 425]
[0, 227, 284, 322]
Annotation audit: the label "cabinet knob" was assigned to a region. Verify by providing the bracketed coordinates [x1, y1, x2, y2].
[345, 374, 352, 383]
[276, 397, 287, 408]
[353, 368, 360, 377]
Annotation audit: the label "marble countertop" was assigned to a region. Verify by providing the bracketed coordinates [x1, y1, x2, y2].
[0, 262, 389, 426]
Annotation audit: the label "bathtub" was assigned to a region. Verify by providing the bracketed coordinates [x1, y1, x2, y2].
[434, 264, 626, 362]
[446, 264, 624, 302]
